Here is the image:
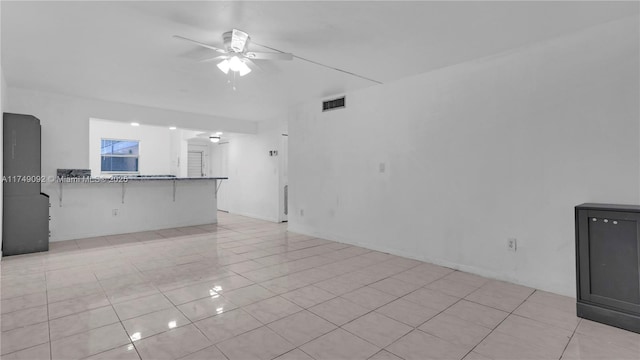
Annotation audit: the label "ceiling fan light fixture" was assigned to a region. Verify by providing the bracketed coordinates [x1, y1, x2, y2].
[217, 59, 230, 74]
[238, 62, 252, 77]
[228, 56, 242, 72]
[218, 56, 251, 77]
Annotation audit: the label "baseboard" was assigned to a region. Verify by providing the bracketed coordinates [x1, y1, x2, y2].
[226, 210, 280, 223]
[287, 223, 574, 298]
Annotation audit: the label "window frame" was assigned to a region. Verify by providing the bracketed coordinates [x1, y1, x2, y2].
[100, 138, 141, 174]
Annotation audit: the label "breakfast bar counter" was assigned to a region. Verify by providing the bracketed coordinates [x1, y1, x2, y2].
[46, 176, 228, 242]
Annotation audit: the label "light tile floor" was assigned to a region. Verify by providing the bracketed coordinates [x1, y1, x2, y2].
[1, 212, 639, 360]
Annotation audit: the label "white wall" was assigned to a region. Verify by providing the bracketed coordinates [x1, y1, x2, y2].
[89, 119, 173, 176]
[288, 16, 640, 297]
[169, 128, 181, 176]
[211, 124, 284, 222]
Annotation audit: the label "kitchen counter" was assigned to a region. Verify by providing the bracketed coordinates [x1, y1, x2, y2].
[49, 176, 227, 242]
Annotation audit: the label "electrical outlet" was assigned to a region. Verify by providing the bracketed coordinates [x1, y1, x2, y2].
[507, 238, 517, 252]
[112, 209, 119, 217]
[300, 209, 304, 217]
[379, 163, 386, 173]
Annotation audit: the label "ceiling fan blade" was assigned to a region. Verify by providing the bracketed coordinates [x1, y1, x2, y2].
[173, 35, 227, 54]
[245, 51, 293, 61]
[244, 58, 262, 72]
[199, 55, 228, 63]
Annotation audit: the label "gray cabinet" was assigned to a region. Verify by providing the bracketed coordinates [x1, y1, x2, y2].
[2, 113, 50, 256]
[575, 203, 640, 333]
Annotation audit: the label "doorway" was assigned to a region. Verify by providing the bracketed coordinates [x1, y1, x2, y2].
[187, 151, 204, 177]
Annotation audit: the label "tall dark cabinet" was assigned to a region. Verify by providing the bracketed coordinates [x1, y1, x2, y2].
[575, 203, 640, 333]
[3, 113, 50, 256]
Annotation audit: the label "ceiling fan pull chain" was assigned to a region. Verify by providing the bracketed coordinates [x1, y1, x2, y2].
[232, 71, 237, 91]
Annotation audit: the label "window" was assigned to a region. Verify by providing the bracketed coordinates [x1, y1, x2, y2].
[101, 139, 139, 173]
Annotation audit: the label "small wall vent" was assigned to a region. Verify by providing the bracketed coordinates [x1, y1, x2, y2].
[322, 96, 346, 112]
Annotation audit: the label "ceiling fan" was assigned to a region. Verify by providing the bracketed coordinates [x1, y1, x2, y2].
[193, 131, 225, 143]
[174, 29, 293, 77]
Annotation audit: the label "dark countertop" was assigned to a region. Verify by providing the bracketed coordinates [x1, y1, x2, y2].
[57, 176, 227, 183]
[120, 176, 228, 181]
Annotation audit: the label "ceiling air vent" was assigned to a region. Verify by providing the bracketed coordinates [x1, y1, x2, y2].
[322, 96, 346, 112]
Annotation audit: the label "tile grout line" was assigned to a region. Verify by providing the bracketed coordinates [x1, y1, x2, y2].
[93, 269, 143, 360]
[315, 272, 462, 359]
[459, 288, 539, 360]
[364, 278, 472, 360]
[558, 318, 582, 360]
[0, 273, 53, 357]
[153, 279, 214, 360]
[138, 227, 255, 360]
[149, 246, 442, 355]
[363, 276, 537, 359]
[142, 225, 350, 359]
[46, 271, 52, 360]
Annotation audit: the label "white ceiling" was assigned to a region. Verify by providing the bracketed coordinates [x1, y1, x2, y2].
[2, 1, 637, 123]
